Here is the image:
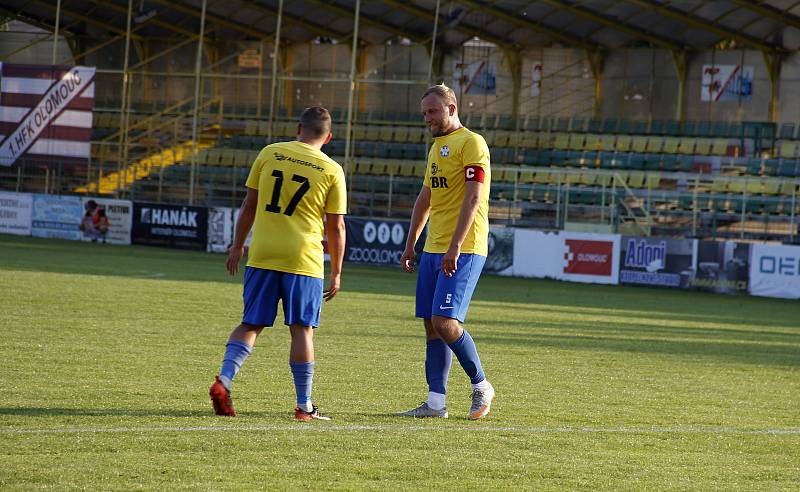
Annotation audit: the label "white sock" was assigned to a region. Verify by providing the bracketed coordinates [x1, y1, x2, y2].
[472, 379, 492, 392]
[427, 391, 446, 410]
[218, 375, 232, 391]
[298, 400, 313, 412]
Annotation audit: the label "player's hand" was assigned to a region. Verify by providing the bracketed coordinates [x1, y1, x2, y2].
[400, 247, 416, 273]
[442, 246, 460, 277]
[226, 246, 244, 275]
[324, 273, 341, 301]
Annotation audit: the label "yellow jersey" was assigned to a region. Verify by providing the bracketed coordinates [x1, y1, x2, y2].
[245, 140, 347, 278]
[423, 127, 490, 256]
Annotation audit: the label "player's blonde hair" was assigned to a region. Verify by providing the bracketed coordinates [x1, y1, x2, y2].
[421, 84, 457, 106]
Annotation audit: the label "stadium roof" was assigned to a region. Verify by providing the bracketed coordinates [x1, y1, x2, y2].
[3, 0, 800, 54]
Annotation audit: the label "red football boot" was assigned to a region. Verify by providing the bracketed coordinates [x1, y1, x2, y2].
[209, 376, 236, 416]
[294, 405, 331, 421]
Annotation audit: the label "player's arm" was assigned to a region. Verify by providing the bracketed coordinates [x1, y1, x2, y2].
[324, 213, 346, 301]
[442, 179, 483, 277]
[227, 187, 258, 275]
[401, 185, 431, 273]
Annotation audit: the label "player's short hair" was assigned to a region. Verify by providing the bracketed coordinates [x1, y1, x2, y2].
[421, 84, 457, 106]
[299, 106, 331, 138]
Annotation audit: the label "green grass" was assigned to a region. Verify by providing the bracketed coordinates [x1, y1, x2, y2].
[1, 234, 798, 490]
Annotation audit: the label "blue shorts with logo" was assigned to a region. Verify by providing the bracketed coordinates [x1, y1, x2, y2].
[242, 267, 323, 328]
[415, 252, 486, 323]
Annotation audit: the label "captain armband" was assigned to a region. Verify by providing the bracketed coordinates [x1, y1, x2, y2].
[464, 166, 485, 183]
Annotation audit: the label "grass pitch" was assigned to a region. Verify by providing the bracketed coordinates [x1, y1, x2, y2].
[1, 234, 798, 490]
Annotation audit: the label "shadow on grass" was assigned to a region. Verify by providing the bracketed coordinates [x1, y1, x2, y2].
[0, 407, 209, 418]
[3, 235, 799, 331]
[479, 330, 800, 368]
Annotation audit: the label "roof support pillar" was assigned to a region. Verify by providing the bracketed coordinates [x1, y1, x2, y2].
[501, 46, 522, 125]
[344, 0, 361, 180]
[587, 50, 605, 119]
[763, 51, 782, 123]
[189, 0, 208, 206]
[671, 50, 688, 122]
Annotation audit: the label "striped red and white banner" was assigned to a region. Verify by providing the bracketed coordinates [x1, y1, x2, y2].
[0, 63, 96, 167]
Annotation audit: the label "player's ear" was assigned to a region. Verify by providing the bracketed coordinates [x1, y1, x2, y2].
[324, 132, 332, 145]
[448, 103, 456, 116]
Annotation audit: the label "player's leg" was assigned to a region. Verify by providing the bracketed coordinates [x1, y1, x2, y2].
[398, 252, 451, 418]
[281, 273, 330, 421]
[430, 254, 495, 420]
[210, 267, 279, 416]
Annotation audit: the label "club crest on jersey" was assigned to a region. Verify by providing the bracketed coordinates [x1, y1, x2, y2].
[430, 163, 439, 175]
[439, 145, 449, 157]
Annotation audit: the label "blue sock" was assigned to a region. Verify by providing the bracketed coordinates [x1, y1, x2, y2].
[425, 339, 452, 395]
[448, 330, 486, 384]
[290, 361, 315, 408]
[219, 340, 252, 385]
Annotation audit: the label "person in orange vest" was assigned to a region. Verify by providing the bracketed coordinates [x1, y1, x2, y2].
[79, 200, 110, 243]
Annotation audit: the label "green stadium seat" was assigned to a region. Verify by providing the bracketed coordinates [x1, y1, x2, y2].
[711, 121, 729, 137]
[710, 139, 728, 156]
[662, 137, 679, 154]
[677, 155, 694, 172]
[553, 133, 570, 150]
[711, 177, 730, 193]
[762, 159, 779, 175]
[648, 137, 667, 154]
[779, 142, 797, 159]
[392, 126, 408, 143]
[495, 131, 511, 148]
[665, 120, 680, 136]
[632, 120, 648, 135]
[645, 173, 661, 189]
[379, 126, 394, 142]
[628, 155, 645, 170]
[631, 137, 648, 153]
[762, 179, 781, 195]
[365, 126, 380, 141]
[614, 135, 631, 152]
[568, 134, 585, 151]
[643, 154, 662, 171]
[779, 123, 796, 140]
[694, 139, 712, 156]
[627, 171, 645, 188]
[777, 161, 797, 177]
[570, 117, 585, 132]
[677, 138, 695, 155]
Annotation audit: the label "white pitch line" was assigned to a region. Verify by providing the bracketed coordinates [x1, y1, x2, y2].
[2, 424, 799, 435]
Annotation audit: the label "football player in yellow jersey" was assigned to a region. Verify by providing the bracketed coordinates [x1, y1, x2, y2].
[209, 107, 347, 421]
[398, 85, 495, 420]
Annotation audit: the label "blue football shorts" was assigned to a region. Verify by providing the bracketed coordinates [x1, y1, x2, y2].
[242, 267, 323, 328]
[415, 252, 486, 323]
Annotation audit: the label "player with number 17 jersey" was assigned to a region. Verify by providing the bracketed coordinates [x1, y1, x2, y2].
[246, 140, 347, 278]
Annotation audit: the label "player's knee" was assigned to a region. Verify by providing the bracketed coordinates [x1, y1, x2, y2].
[289, 324, 314, 338]
[431, 315, 462, 342]
[238, 323, 264, 335]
